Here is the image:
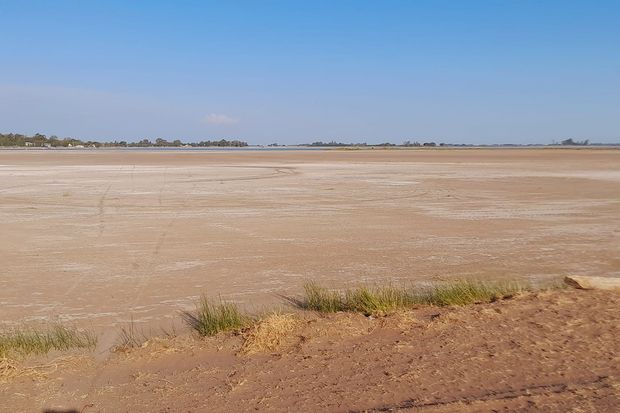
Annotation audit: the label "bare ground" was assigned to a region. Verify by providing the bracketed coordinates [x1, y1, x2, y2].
[2, 288, 619, 412]
[1, 148, 619, 333]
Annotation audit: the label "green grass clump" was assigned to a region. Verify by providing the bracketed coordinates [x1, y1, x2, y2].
[416, 280, 529, 307]
[183, 296, 250, 337]
[301, 281, 346, 313]
[0, 325, 97, 358]
[296, 279, 534, 316]
[344, 285, 416, 316]
[297, 282, 417, 315]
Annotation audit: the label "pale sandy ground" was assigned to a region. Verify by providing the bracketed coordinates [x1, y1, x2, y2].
[1, 148, 619, 335]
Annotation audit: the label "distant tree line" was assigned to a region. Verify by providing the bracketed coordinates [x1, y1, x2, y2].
[302, 138, 608, 148]
[304, 140, 440, 147]
[0, 133, 248, 148]
[402, 141, 440, 147]
[2, 132, 606, 149]
[305, 141, 368, 147]
[0, 133, 102, 148]
[560, 138, 589, 146]
[134, 138, 248, 147]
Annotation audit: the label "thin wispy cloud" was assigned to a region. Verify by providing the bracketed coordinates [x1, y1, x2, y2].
[203, 113, 239, 125]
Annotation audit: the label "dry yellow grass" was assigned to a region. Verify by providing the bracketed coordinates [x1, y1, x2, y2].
[0, 355, 91, 383]
[240, 313, 300, 355]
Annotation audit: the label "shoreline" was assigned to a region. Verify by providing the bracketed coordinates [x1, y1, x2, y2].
[2, 144, 620, 152]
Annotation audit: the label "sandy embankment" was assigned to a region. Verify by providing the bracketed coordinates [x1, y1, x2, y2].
[2, 288, 619, 412]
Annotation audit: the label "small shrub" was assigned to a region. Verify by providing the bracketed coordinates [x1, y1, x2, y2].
[183, 296, 250, 337]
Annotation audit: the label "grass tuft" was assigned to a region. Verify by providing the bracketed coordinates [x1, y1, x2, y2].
[113, 319, 178, 352]
[0, 325, 97, 358]
[300, 281, 345, 313]
[416, 280, 529, 307]
[344, 285, 415, 316]
[183, 296, 250, 337]
[114, 318, 147, 352]
[294, 279, 534, 315]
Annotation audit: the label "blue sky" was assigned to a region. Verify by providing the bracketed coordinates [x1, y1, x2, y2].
[1, 1, 618, 144]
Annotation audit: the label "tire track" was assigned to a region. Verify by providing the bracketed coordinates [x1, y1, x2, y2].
[97, 184, 112, 238]
[351, 375, 613, 412]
